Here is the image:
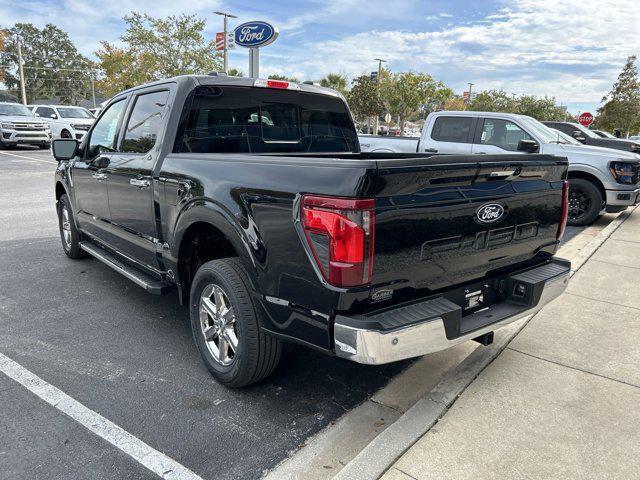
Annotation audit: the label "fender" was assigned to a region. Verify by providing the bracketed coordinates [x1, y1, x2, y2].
[568, 163, 611, 188]
[169, 198, 262, 293]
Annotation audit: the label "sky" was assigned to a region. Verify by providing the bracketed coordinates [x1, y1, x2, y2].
[1, 0, 639, 114]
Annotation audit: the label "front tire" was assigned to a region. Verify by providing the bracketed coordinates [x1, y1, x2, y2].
[190, 258, 282, 387]
[57, 194, 88, 259]
[567, 178, 603, 226]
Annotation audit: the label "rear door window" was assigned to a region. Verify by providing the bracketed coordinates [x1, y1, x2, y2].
[174, 86, 358, 154]
[431, 116, 473, 143]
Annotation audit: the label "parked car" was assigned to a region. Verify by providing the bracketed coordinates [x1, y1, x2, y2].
[359, 111, 640, 226]
[30, 105, 95, 141]
[0, 102, 51, 149]
[52, 75, 570, 387]
[543, 121, 640, 153]
[630, 135, 640, 141]
[592, 129, 616, 139]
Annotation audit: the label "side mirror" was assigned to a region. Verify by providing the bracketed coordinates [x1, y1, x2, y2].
[50, 114, 58, 119]
[34, 113, 40, 117]
[572, 131, 586, 142]
[52, 138, 78, 161]
[517, 139, 539, 153]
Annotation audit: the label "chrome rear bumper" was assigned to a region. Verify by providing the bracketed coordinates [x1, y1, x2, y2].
[334, 258, 570, 365]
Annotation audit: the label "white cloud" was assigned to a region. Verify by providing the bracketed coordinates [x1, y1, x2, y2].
[265, 0, 639, 108]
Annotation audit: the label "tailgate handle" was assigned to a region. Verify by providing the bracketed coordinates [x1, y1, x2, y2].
[488, 170, 517, 180]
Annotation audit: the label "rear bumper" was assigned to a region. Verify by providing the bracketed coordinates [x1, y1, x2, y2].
[334, 258, 570, 365]
[605, 188, 640, 206]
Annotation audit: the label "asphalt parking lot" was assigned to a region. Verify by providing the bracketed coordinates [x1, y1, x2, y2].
[0, 147, 586, 480]
[0, 147, 412, 479]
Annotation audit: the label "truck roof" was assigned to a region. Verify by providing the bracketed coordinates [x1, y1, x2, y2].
[430, 110, 534, 121]
[116, 73, 343, 99]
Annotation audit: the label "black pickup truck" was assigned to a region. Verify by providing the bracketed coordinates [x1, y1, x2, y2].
[52, 74, 571, 387]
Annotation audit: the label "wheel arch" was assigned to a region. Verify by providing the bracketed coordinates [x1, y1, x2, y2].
[172, 202, 260, 303]
[567, 168, 607, 202]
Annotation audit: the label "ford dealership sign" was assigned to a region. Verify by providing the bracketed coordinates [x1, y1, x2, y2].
[233, 21, 279, 48]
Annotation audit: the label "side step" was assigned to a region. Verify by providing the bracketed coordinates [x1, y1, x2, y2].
[79, 241, 174, 295]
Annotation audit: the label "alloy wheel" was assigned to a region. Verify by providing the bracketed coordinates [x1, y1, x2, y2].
[568, 187, 592, 222]
[199, 284, 238, 366]
[61, 206, 72, 249]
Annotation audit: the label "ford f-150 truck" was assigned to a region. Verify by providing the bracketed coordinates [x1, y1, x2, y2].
[52, 75, 570, 387]
[360, 111, 640, 226]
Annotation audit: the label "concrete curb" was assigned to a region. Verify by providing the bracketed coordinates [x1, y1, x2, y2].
[332, 208, 635, 480]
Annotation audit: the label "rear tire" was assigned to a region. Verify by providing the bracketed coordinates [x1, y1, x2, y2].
[57, 194, 88, 259]
[567, 178, 603, 226]
[189, 257, 282, 387]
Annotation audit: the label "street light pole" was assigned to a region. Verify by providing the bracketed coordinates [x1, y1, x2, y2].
[214, 11, 237, 73]
[467, 82, 474, 105]
[373, 58, 386, 135]
[16, 35, 27, 105]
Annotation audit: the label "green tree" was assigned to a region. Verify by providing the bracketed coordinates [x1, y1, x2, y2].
[319, 73, 348, 95]
[96, 12, 222, 96]
[346, 75, 384, 132]
[597, 55, 640, 136]
[379, 71, 453, 131]
[268, 73, 299, 82]
[0, 23, 94, 104]
[227, 68, 243, 77]
[468, 89, 516, 112]
[468, 89, 565, 120]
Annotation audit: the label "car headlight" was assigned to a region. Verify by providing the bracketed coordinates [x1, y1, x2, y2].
[71, 123, 90, 131]
[631, 144, 640, 152]
[610, 161, 639, 184]
[1, 122, 15, 129]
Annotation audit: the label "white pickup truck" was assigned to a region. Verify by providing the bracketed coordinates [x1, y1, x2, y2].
[359, 111, 640, 226]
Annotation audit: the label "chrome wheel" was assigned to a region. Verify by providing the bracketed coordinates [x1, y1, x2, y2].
[199, 284, 238, 366]
[61, 206, 72, 249]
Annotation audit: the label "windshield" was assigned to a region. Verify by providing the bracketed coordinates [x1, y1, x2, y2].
[0, 103, 35, 117]
[57, 107, 93, 119]
[598, 130, 615, 138]
[518, 116, 560, 144]
[549, 128, 581, 145]
[174, 86, 359, 154]
[571, 123, 599, 139]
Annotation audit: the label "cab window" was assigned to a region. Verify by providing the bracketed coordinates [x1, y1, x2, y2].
[431, 116, 473, 143]
[121, 91, 169, 154]
[87, 99, 126, 159]
[36, 106, 56, 119]
[479, 119, 532, 151]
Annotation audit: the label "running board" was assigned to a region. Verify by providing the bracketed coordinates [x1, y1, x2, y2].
[79, 241, 174, 295]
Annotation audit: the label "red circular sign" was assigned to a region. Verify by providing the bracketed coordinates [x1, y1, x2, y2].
[578, 112, 594, 127]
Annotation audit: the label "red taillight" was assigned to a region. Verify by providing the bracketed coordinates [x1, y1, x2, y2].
[301, 195, 375, 287]
[556, 180, 569, 240]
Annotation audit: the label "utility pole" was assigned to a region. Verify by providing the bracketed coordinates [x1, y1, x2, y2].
[373, 58, 386, 135]
[90, 76, 96, 108]
[467, 82, 474, 105]
[16, 35, 27, 105]
[214, 11, 237, 73]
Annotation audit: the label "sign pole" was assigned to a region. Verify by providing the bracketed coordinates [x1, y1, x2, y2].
[249, 48, 259, 78]
[16, 35, 27, 105]
[214, 11, 237, 73]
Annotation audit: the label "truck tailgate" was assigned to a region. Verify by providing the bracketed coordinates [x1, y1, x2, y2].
[372, 155, 568, 292]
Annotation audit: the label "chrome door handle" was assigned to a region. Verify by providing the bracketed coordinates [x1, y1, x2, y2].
[130, 178, 150, 189]
[92, 172, 107, 180]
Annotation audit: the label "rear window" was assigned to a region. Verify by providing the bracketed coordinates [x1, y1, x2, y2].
[431, 116, 473, 143]
[173, 86, 358, 154]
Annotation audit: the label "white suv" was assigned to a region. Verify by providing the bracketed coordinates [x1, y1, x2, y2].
[29, 105, 95, 141]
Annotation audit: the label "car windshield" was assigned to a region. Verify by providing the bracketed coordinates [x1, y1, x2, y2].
[57, 107, 93, 119]
[571, 123, 599, 139]
[0, 103, 35, 116]
[598, 130, 615, 138]
[518, 116, 560, 144]
[549, 128, 581, 145]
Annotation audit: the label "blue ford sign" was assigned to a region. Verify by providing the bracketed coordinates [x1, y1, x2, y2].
[233, 21, 279, 48]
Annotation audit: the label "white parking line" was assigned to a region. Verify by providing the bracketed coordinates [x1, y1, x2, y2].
[0, 150, 57, 164]
[0, 352, 204, 480]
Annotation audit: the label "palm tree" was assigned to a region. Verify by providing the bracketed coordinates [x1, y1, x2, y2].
[319, 73, 348, 95]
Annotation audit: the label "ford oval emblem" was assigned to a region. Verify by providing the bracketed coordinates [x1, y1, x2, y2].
[476, 203, 505, 224]
[234, 21, 279, 48]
